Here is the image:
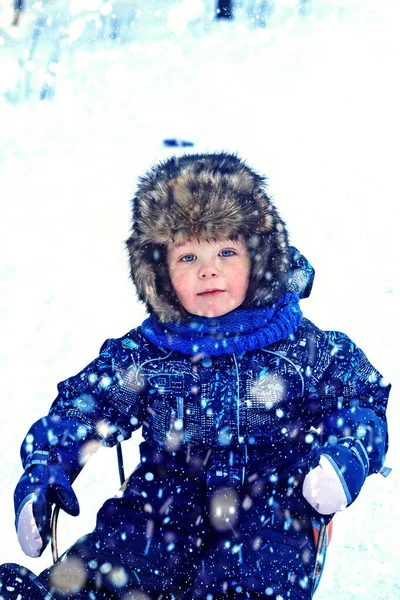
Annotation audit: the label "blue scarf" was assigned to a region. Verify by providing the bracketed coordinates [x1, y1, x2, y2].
[141, 292, 302, 357]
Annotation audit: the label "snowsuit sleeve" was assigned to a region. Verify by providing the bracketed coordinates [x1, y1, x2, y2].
[311, 330, 390, 475]
[20, 336, 147, 478]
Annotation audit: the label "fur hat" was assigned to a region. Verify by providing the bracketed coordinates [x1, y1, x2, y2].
[126, 152, 290, 323]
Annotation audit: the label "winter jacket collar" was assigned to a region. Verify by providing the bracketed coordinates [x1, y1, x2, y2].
[141, 292, 302, 357]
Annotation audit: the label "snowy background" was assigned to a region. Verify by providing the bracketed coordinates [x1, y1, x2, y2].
[0, 0, 399, 597]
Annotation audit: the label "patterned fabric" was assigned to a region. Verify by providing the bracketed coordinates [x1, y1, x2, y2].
[141, 292, 302, 356]
[18, 316, 390, 599]
[23, 319, 390, 487]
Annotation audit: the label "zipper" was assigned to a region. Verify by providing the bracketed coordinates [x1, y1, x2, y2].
[232, 352, 247, 484]
[232, 352, 240, 442]
[177, 395, 184, 422]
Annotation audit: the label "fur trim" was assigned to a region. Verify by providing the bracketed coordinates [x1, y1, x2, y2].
[126, 153, 290, 322]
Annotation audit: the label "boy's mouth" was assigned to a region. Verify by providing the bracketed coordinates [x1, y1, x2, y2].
[197, 289, 225, 296]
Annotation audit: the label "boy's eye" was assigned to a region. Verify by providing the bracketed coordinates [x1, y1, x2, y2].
[219, 249, 235, 257]
[180, 254, 196, 262]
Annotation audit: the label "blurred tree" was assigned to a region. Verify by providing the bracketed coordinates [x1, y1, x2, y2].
[216, 0, 232, 19]
[12, 0, 25, 26]
[247, 0, 274, 27]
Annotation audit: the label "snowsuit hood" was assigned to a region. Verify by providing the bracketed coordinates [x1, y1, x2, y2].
[126, 152, 291, 323]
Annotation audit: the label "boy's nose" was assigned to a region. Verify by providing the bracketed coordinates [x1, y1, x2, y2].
[199, 264, 219, 278]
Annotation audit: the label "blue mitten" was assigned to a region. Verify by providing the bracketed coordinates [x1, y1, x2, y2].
[14, 452, 79, 558]
[302, 438, 369, 515]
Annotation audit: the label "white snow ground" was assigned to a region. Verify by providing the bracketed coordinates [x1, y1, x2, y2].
[0, 0, 399, 597]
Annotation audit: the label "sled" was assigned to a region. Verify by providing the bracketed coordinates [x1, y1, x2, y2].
[51, 442, 128, 564]
[50, 443, 333, 597]
[311, 519, 333, 594]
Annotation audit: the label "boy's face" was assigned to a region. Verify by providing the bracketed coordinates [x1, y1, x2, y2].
[167, 237, 251, 318]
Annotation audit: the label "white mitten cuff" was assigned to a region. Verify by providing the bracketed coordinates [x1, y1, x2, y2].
[16, 496, 43, 558]
[302, 454, 348, 515]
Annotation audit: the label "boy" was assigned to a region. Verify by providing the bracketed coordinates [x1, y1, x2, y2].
[0, 153, 390, 599]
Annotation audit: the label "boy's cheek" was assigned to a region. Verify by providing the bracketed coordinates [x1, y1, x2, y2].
[171, 280, 194, 309]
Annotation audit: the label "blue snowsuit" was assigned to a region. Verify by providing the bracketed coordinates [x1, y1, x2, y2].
[21, 307, 389, 599]
[3, 152, 390, 600]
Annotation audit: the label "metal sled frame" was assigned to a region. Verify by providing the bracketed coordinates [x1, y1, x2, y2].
[50, 443, 332, 596]
[50, 442, 126, 564]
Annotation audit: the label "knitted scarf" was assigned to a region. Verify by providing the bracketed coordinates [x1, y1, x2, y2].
[141, 292, 302, 357]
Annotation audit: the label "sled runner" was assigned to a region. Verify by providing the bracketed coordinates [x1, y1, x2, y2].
[311, 520, 333, 594]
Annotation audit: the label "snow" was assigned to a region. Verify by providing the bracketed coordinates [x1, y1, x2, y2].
[0, 0, 399, 597]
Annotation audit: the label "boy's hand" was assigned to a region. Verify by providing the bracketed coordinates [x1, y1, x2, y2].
[302, 439, 369, 516]
[14, 462, 79, 557]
